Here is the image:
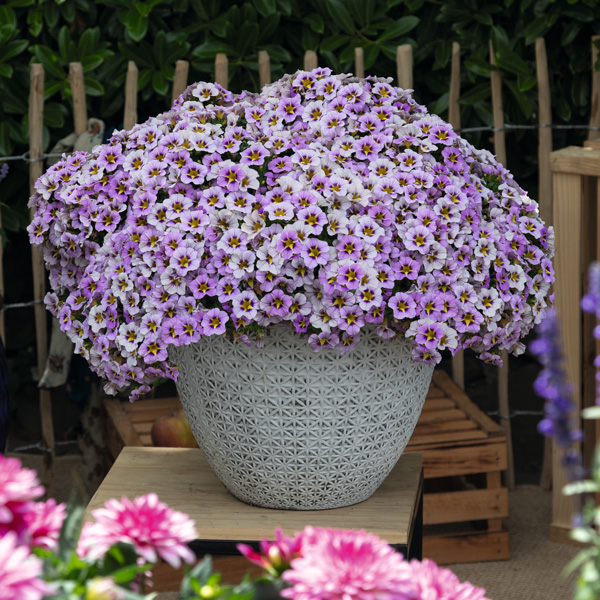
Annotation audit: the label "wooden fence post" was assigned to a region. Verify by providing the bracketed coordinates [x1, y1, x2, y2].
[215, 53, 228, 88]
[123, 61, 138, 130]
[589, 36, 600, 141]
[171, 60, 189, 105]
[536, 38, 553, 228]
[69, 62, 87, 136]
[29, 63, 54, 488]
[258, 50, 271, 88]
[354, 47, 364, 78]
[304, 51, 318, 71]
[396, 44, 413, 90]
[489, 40, 515, 492]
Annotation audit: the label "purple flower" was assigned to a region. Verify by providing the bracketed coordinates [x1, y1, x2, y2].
[201, 308, 229, 335]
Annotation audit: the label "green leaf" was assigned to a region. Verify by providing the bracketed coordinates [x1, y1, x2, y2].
[57, 499, 84, 562]
[517, 73, 536, 93]
[27, 6, 43, 37]
[320, 34, 350, 53]
[32, 45, 65, 79]
[491, 25, 510, 51]
[120, 9, 148, 42]
[0, 64, 12, 78]
[458, 82, 491, 105]
[0, 6, 17, 30]
[43, 1, 60, 28]
[506, 80, 532, 119]
[494, 48, 532, 77]
[0, 122, 13, 155]
[83, 77, 105, 96]
[253, 0, 276, 17]
[1, 39, 29, 62]
[57, 26, 70, 61]
[79, 28, 100, 58]
[325, 0, 355, 35]
[561, 22, 582, 47]
[473, 10, 493, 25]
[305, 12, 324, 34]
[524, 15, 552, 45]
[377, 16, 419, 43]
[152, 70, 168, 95]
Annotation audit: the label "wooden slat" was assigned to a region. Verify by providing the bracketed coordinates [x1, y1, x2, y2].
[410, 429, 487, 446]
[126, 405, 180, 424]
[432, 370, 503, 435]
[416, 409, 465, 425]
[413, 419, 479, 436]
[396, 44, 413, 90]
[448, 41, 461, 130]
[29, 63, 54, 488]
[104, 397, 144, 447]
[123, 396, 180, 413]
[486, 470, 504, 532]
[304, 50, 318, 71]
[258, 50, 271, 88]
[423, 487, 508, 525]
[419, 443, 507, 478]
[171, 60, 189, 105]
[0, 209, 4, 342]
[425, 383, 445, 399]
[354, 47, 364, 78]
[536, 37, 553, 226]
[421, 398, 455, 411]
[69, 62, 87, 136]
[123, 61, 138, 130]
[139, 433, 152, 446]
[590, 35, 600, 141]
[451, 352, 465, 390]
[134, 422, 153, 436]
[215, 53, 228, 88]
[551, 146, 600, 176]
[551, 168, 584, 536]
[423, 530, 509, 565]
[489, 41, 506, 165]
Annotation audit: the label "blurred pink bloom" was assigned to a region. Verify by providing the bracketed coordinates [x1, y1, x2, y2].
[23, 498, 66, 551]
[0, 455, 44, 540]
[408, 559, 490, 600]
[78, 493, 197, 568]
[281, 527, 414, 600]
[0, 531, 52, 600]
[238, 528, 302, 576]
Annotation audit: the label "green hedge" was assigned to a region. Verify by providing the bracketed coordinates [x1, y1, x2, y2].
[1, 0, 599, 231]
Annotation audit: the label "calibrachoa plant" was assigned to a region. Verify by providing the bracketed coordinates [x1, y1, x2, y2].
[28, 68, 554, 399]
[0, 454, 490, 600]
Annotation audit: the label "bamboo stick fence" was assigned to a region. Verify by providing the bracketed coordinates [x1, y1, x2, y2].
[20, 39, 597, 499]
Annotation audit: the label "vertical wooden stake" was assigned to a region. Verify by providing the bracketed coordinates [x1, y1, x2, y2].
[448, 42, 461, 130]
[489, 40, 514, 491]
[123, 61, 138, 130]
[69, 62, 87, 136]
[448, 41, 464, 390]
[0, 211, 4, 343]
[29, 63, 54, 488]
[354, 47, 364, 78]
[396, 44, 413, 90]
[536, 38, 553, 227]
[215, 53, 228, 88]
[304, 50, 318, 71]
[589, 35, 600, 141]
[171, 60, 189, 105]
[258, 50, 271, 89]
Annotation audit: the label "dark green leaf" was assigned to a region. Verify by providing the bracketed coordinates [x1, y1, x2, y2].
[302, 27, 319, 52]
[473, 11, 493, 25]
[319, 34, 350, 53]
[43, 1, 60, 28]
[1, 40, 29, 62]
[491, 25, 510, 51]
[32, 46, 65, 79]
[57, 499, 84, 562]
[524, 15, 552, 45]
[79, 28, 100, 58]
[0, 122, 12, 155]
[83, 77, 105, 96]
[561, 22, 581, 47]
[60, 0, 76, 23]
[377, 16, 419, 43]
[304, 13, 324, 34]
[517, 73, 536, 93]
[152, 70, 169, 95]
[0, 64, 12, 78]
[120, 9, 148, 42]
[27, 6, 43, 37]
[0, 7, 17, 30]
[458, 82, 491, 105]
[495, 48, 532, 77]
[257, 44, 291, 62]
[325, 0, 355, 35]
[57, 26, 70, 61]
[253, 0, 276, 17]
[276, 0, 292, 17]
[506, 79, 533, 119]
[257, 13, 280, 42]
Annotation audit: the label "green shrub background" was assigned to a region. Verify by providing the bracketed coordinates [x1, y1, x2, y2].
[1, 0, 599, 403]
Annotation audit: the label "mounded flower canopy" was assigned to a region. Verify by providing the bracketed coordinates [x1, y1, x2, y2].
[28, 68, 554, 399]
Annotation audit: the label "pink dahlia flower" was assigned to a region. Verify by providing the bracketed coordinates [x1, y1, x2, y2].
[0, 455, 44, 540]
[409, 559, 490, 600]
[23, 498, 66, 551]
[0, 531, 52, 600]
[78, 493, 198, 568]
[238, 528, 302, 576]
[281, 527, 414, 600]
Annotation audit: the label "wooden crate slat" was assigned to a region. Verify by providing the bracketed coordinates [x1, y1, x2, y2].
[135, 422, 154, 436]
[432, 370, 503, 435]
[423, 530, 510, 565]
[409, 429, 488, 446]
[104, 397, 144, 448]
[416, 408, 465, 425]
[425, 384, 445, 399]
[123, 397, 181, 414]
[415, 443, 507, 478]
[126, 403, 181, 424]
[421, 398, 455, 411]
[139, 434, 153, 446]
[413, 419, 479, 436]
[423, 487, 509, 525]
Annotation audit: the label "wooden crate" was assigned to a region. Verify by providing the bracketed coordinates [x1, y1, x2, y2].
[405, 369, 509, 564]
[103, 369, 508, 564]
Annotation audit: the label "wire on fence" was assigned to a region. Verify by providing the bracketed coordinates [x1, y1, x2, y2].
[0, 299, 44, 312]
[11, 439, 78, 453]
[488, 409, 545, 420]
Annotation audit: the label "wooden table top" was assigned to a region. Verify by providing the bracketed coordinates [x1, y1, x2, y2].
[86, 447, 422, 546]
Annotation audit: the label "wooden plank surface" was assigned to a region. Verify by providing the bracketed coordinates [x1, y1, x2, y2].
[396, 44, 413, 90]
[423, 530, 509, 565]
[86, 448, 423, 546]
[536, 37, 552, 226]
[550, 146, 600, 176]
[423, 487, 509, 525]
[418, 443, 507, 478]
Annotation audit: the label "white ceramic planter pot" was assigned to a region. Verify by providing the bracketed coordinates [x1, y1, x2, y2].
[169, 325, 434, 510]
